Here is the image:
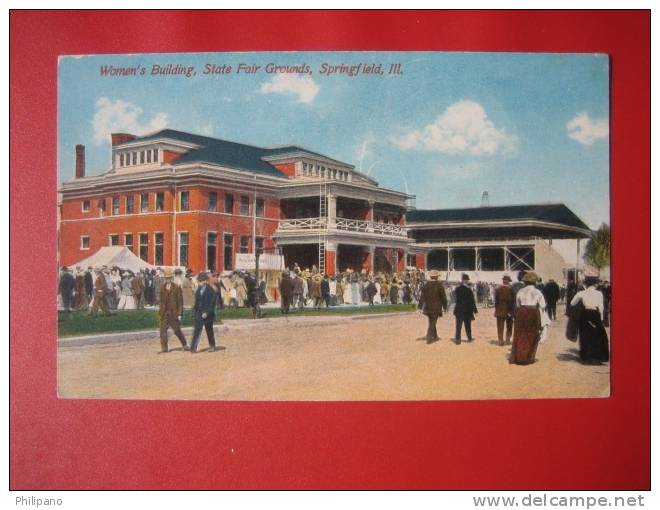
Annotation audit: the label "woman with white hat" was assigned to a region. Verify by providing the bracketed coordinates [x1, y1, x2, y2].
[117, 271, 136, 310]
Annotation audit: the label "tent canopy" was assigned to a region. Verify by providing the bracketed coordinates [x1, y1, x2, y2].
[71, 246, 154, 273]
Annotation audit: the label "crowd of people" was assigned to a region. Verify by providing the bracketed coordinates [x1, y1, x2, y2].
[58, 263, 611, 364]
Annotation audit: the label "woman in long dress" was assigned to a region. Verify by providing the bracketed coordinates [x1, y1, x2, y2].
[510, 272, 549, 365]
[342, 276, 352, 305]
[117, 272, 136, 310]
[570, 276, 610, 364]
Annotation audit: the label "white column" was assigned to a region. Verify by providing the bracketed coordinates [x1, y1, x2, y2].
[327, 193, 337, 228]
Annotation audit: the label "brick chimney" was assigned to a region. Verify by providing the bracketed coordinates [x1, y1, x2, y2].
[111, 133, 136, 146]
[75, 144, 85, 178]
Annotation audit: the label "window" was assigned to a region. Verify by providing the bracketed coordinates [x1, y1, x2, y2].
[240, 236, 250, 254]
[140, 193, 149, 213]
[80, 236, 90, 250]
[224, 193, 234, 214]
[428, 249, 448, 271]
[156, 192, 164, 212]
[153, 148, 159, 162]
[140, 151, 145, 164]
[82, 200, 90, 212]
[119, 154, 125, 167]
[208, 191, 218, 212]
[109, 234, 119, 246]
[480, 248, 505, 271]
[154, 232, 164, 265]
[207, 232, 217, 272]
[179, 232, 189, 267]
[111, 196, 120, 215]
[126, 195, 134, 214]
[124, 233, 133, 252]
[452, 249, 476, 271]
[509, 247, 535, 271]
[255, 237, 264, 253]
[240, 195, 249, 215]
[256, 198, 265, 217]
[180, 191, 190, 211]
[132, 152, 137, 165]
[223, 234, 233, 270]
[139, 233, 148, 261]
[98, 198, 105, 217]
[146, 150, 151, 163]
[407, 254, 416, 268]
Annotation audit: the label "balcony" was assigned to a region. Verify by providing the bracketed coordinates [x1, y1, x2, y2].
[276, 216, 407, 238]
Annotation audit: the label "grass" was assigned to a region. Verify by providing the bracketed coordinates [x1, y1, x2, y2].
[57, 303, 417, 338]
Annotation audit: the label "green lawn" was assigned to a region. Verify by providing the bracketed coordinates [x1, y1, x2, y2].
[57, 304, 417, 338]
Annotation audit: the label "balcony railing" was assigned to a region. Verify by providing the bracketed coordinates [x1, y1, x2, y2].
[277, 216, 407, 237]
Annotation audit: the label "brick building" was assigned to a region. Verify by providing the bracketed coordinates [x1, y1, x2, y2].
[59, 129, 418, 275]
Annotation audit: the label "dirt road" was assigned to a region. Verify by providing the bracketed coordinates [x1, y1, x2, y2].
[58, 310, 610, 400]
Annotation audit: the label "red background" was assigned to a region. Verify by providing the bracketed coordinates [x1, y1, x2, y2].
[9, 10, 650, 489]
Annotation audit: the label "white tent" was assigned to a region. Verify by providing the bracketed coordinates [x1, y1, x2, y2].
[71, 246, 154, 273]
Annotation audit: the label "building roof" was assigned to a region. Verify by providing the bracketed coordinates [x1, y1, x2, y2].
[407, 203, 591, 232]
[128, 129, 350, 178]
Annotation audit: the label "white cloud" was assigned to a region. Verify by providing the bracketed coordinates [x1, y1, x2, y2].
[391, 100, 518, 156]
[566, 113, 609, 145]
[259, 74, 320, 104]
[92, 97, 168, 145]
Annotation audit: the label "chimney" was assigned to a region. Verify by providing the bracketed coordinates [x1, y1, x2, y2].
[75, 144, 85, 178]
[111, 133, 136, 146]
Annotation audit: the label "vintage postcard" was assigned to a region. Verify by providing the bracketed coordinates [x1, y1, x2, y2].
[56, 51, 611, 400]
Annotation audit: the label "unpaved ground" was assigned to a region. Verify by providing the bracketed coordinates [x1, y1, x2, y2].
[57, 310, 610, 401]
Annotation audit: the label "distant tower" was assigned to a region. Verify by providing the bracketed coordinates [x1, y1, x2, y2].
[481, 191, 490, 207]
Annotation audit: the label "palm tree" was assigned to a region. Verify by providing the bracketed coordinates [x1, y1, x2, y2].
[584, 224, 610, 270]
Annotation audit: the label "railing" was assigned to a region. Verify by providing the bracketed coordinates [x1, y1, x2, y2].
[277, 216, 407, 237]
[277, 217, 327, 230]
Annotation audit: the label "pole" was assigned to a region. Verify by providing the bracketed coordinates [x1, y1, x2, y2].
[576, 238, 580, 283]
[253, 175, 257, 254]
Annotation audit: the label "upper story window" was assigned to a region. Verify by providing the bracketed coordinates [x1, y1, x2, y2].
[153, 148, 159, 162]
[98, 199, 106, 217]
[224, 193, 234, 214]
[111, 196, 120, 215]
[109, 234, 119, 246]
[126, 195, 134, 214]
[256, 198, 265, 217]
[132, 152, 137, 165]
[180, 191, 190, 211]
[208, 191, 218, 212]
[140, 151, 145, 164]
[239, 195, 250, 216]
[119, 154, 125, 167]
[146, 150, 152, 163]
[156, 192, 165, 212]
[82, 200, 90, 212]
[140, 193, 149, 213]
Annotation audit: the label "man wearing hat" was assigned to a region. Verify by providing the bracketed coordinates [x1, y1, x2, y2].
[190, 272, 218, 353]
[418, 270, 448, 342]
[494, 275, 515, 346]
[158, 268, 190, 353]
[58, 267, 75, 312]
[89, 267, 112, 317]
[453, 273, 478, 344]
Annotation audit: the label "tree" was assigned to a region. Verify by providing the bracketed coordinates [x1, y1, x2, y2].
[584, 223, 610, 270]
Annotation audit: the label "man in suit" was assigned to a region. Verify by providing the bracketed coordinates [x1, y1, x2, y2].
[190, 272, 218, 353]
[58, 267, 75, 312]
[542, 278, 560, 320]
[89, 267, 113, 317]
[494, 275, 515, 345]
[418, 270, 448, 343]
[453, 273, 478, 344]
[158, 268, 190, 353]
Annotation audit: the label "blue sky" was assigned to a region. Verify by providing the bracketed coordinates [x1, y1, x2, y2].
[58, 51, 610, 228]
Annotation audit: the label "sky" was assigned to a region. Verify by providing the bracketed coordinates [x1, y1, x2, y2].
[58, 51, 610, 229]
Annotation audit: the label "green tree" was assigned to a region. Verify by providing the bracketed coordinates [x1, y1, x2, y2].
[584, 223, 610, 270]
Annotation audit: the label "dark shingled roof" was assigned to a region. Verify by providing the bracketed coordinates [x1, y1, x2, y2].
[130, 129, 347, 178]
[406, 203, 591, 231]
